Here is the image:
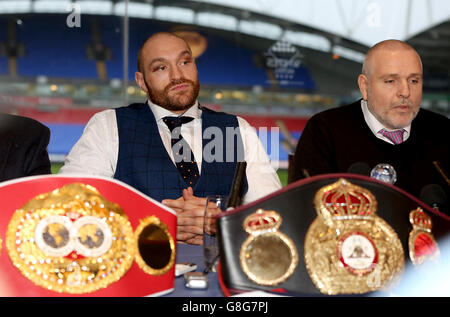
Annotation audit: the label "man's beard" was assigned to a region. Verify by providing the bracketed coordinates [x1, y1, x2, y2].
[366, 84, 420, 130]
[145, 77, 200, 112]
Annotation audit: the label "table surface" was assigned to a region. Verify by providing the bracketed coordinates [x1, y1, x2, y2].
[163, 243, 224, 297]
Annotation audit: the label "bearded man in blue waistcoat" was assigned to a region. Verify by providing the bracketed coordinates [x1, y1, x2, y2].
[60, 32, 281, 244]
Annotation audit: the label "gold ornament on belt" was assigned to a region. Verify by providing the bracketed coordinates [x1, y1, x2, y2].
[304, 178, 404, 295]
[5, 183, 136, 294]
[408, 207, 439, 265]
[240, 209, 298, 286]
[134, 216, 176, 276]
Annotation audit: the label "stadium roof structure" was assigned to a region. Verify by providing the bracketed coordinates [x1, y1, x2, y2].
[192, 0, 450, 45]
[156, 0, 450, 76]
[0, 0, 448, 84]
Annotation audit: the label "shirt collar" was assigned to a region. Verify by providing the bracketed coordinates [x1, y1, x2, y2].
[147, 100, 201, 122]
[360, 99, 411, 140]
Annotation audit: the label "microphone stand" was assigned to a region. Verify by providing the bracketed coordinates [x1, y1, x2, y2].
[433, 161, 450, 187]
[227, 161, 247, 209]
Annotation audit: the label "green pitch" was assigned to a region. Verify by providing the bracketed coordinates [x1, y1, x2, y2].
[51, 163, 289, 187]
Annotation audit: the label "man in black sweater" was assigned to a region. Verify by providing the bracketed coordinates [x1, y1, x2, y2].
[0, 113, 51, 182]
[290, 40, 449, 204]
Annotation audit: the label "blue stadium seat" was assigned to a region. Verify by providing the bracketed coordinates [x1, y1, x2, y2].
[196, 35, 268, 86]
[0, 18, 9, 75]
[46, 123, 84, 156]
[14, 14, 97, 78]
[96, 15, 123, 79]
[2, 14, 314, 89]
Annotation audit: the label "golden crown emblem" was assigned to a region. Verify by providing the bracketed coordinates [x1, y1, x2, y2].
[314, 178, 377, 226]
[409, 207, 432, 232]
[243, 209, 282, 234]
[305, 178, 404, 295]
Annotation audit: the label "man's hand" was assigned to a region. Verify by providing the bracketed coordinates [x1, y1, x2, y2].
[162, 187, 206, 245]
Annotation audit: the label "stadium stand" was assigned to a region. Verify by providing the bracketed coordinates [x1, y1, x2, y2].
[0, 15, 251, 83]
[15, 14, 97, 78]
[0, 17, 9, 75]
[2, 14, 316, 89]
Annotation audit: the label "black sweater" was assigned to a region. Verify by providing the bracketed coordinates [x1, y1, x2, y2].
[0, 113, 51, 182]
[290, 100, 450, 202]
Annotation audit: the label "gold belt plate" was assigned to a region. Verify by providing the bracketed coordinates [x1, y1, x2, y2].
[239, 209, 298, 286]
[304, 178, 404, 295]
[6, 183, 136, 294]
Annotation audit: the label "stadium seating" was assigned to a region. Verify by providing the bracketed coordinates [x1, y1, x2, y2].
[15, 14, 97, 78]
[0, 13, 315, 89]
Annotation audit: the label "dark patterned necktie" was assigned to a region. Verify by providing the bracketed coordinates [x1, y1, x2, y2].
[378, 128, 405, 145]
[163, 116, 199, 187]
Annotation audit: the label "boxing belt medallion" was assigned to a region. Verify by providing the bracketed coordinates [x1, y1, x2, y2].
[134, 215, 176, 276]
[239, 209, 298, 286]
[6, 183, 136, 294]
[408, 207, 439, 265]
[304, 178, 404, 295]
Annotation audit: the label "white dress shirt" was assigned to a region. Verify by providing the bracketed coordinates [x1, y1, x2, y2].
[60, 101, 282, 204]
[361, 100, 411, 145]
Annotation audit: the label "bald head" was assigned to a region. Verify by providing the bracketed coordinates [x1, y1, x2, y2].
[137, 32, 192, 73]
[362, 40, 422, 77]
[357, 39, 423, 130]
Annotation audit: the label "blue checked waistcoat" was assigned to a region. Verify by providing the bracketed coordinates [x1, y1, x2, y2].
[114, 103, 248, 202]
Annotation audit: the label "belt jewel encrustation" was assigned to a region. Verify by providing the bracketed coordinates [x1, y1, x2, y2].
[304, 178, 405, 295]
[6, 183, 136, 294]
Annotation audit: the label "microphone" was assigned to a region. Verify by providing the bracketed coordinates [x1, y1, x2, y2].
[420, 184, 448, 214]
[370, 163, 397, 185]
[347, 162, 398, 185]
[347, 162, 371, 176]
[226, 161, 247, 209]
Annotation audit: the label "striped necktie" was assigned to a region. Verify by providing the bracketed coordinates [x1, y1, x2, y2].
[378, 128, 405, 145]
[163, 116, 200, 187]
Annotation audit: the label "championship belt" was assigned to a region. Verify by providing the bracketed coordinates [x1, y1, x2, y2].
[408, 207, 440, 265]
[304, 178, 404, 295]
[216, 173, 450, 296]
[0, 175, 176, 297]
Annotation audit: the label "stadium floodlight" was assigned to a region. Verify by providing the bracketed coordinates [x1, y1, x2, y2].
[239, 20, 282, 40]
[0, 0, 31, 13]
[74, 0, 113, 15]
[114, 2, 153, 18]
[33, 0, 71, 13]
[332, 45, 365, 63]
[283, 30, 331, 53]
[154, 6, 195, 24]
[196, 12, 238, 32]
